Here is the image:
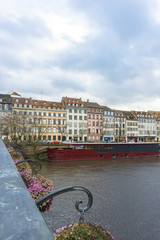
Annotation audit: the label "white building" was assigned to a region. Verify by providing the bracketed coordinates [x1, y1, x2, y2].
[62, 97, 88, 142]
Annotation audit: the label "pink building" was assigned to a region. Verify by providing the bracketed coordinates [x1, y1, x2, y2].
[83, 100, 103, 142]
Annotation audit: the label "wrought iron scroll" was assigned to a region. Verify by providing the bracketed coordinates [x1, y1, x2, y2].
[15, 159, 42, 175]
[36, 186, 93, 223]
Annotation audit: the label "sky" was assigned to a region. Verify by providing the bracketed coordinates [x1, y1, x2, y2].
[1, 0, 160, 111]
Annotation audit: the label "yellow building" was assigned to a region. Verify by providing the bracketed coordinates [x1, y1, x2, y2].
[11, 93, 67, 142]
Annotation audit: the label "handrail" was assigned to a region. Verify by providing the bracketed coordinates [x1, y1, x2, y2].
[36, 186, 93, 223]
[15, 159, 42, 174]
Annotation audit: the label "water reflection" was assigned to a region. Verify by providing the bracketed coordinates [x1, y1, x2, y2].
[40, 158, 160, 240]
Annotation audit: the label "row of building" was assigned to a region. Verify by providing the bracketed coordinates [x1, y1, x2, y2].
[0, 91, 160, 142]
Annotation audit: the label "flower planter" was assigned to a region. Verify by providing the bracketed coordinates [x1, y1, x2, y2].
[54, 222, 114, 240]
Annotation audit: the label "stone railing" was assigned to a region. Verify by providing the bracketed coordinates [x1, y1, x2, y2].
[0, 139, 54, 240]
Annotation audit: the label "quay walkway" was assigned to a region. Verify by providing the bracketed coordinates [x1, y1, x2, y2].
[0, 139, 54, 240]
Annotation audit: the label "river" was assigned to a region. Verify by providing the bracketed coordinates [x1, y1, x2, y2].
[40, 157, 160, 240]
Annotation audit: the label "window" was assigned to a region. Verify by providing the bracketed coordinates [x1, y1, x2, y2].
[74, 109, 77, 113]
[69, 129, 72, 134]
[74, 130, 77, 134]
[53, 135, 56, 140]
[69, 115, 72, 120]
[58, 136, 61, 141]
[79, 116, 82, 120]
[92, 122, 95, 126]
[74, 115, 77, 120]
[48, 135, 51, 140]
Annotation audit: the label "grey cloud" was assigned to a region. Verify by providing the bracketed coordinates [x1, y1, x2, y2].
[0, 16, 52, 39]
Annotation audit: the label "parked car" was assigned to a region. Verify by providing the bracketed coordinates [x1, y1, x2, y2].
[62, 140, 71, 143]
[39, 140, 50, 144]
[51, 141, 61, 144]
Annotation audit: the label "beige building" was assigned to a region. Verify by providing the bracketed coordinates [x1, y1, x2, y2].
[11, 93, 67, 142]
[132, 111, 157, 142]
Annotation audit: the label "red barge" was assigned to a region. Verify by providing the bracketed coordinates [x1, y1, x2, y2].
[47, 142, 160, 162]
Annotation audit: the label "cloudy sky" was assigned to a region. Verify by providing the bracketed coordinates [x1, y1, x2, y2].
[1, 0, 160, 111]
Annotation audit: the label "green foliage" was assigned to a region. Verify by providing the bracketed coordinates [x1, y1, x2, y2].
[54, 223, 114, 240]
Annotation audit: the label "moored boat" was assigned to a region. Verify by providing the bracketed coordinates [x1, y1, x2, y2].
[47, 142, 160, 162]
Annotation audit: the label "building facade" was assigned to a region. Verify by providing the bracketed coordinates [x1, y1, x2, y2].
[132, 111, 157, 142]
[1, 91, 160, 143]
[11, 94, 67, 142]
[102, 106, 115, 142]
[83, 100, 103, 142]
[62, 97, 88, 142]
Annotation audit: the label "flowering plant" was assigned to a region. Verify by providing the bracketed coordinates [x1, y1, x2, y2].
[9, 146, 54, 212]
[54, 223, 114, 240]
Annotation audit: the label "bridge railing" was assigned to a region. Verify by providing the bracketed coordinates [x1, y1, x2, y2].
[0, 139, 93, 239]
[0, 139, 54, 240]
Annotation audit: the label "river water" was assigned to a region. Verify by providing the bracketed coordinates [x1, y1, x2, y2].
[40, 157, 160, 240]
